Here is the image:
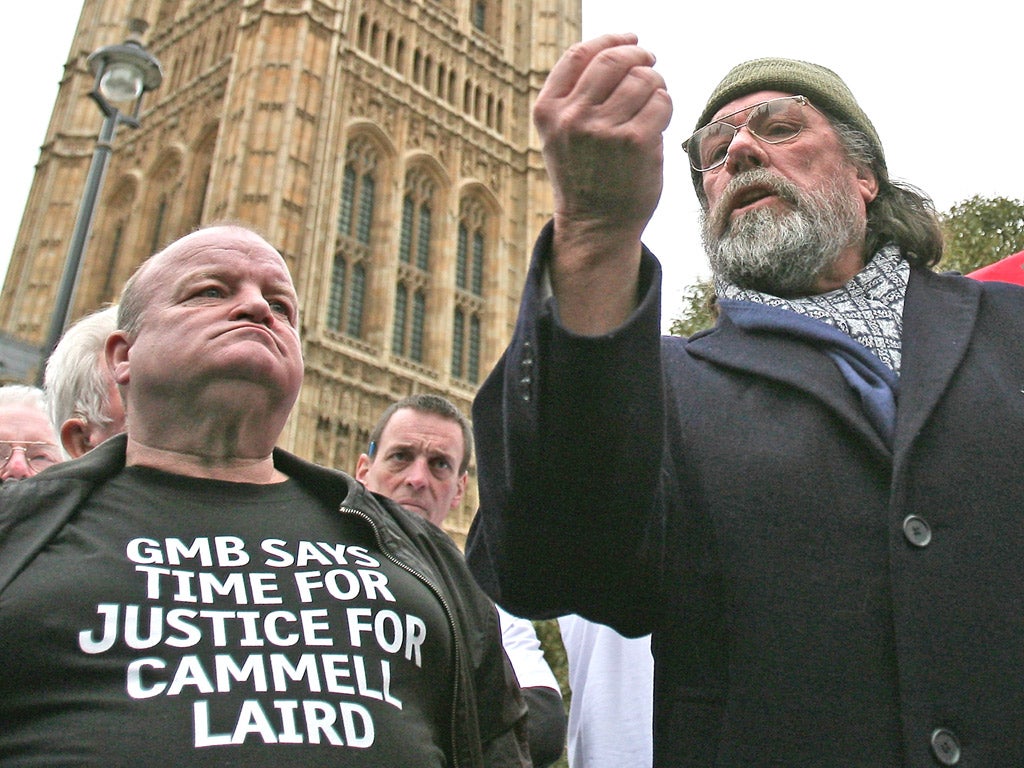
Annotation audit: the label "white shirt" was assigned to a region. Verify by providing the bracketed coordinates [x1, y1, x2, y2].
[558, 614, 653, 768]
[498, 605, 561, 691]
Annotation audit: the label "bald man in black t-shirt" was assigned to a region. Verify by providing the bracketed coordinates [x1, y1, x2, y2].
[0, 225, 529, 767]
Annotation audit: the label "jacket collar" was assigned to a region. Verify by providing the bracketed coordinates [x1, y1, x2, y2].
[686, 268, 981, 461]
[17, 433, 363, 506]
[0, 433, 442, 597]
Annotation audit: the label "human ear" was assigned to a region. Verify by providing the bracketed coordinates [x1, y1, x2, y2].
[856, 165, 879, 206]
[105, 331, 131, 386]
[60, 419, 93, 459]
[355, 454, 372, 483]
[450, 472, 468, 509]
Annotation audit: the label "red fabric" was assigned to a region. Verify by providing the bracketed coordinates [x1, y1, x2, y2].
[967, 251, 1024, 285]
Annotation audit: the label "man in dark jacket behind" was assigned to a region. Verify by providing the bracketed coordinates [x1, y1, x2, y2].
[466, 34, 1024, 766]
[356, 393, 566, 767]
[0, 224, 529, 768]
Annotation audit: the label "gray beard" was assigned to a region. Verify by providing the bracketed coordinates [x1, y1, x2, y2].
[701, 169, 865, 297]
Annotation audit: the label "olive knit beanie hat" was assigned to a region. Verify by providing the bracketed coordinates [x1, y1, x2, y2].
[691, 57, 887, 193]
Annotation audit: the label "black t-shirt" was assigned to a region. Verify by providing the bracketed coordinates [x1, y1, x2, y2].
[0, 466, 454, 767]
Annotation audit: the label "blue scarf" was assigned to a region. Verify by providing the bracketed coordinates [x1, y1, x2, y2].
[716, 245, 908, 374]
[715, 247, 908, 448]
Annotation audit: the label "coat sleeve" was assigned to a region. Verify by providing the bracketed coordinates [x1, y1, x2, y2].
[466, 222, 668, 637]
[466, 596, 532, 767]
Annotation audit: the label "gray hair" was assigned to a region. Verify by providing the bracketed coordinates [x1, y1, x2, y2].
[829, 120, 943, 268]
[0, 384, 49, 414]
[43, 306, 119, 433]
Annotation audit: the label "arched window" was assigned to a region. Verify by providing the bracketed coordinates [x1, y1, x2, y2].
[391, 283, 407, 355]
[370, 22, 380, 57]
[141, 151, 182, 256]
[472, 229, 484, 296]
[348, 262, 367, 337]
[329, 137, 378, 339]
[398, 169, 435, 271]
[451, 307, 465, 378]
[471, 0, 501, 39]
[357, 15, 369, 49]
[396, 38, 407, 74]
[452, 196, 489, 383]
[411, 289, 426, 362]
[415, 205, 432, 270]
[393, 168, 436, 363]
[101, 220, 126, 301]
[150, 194, 169, 255]
[456, 223, 468, 290]
[468, 314, 481, 382]
[326, 255, 346, 330]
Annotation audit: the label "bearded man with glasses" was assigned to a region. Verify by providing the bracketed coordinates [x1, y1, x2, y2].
[466, 33, 1024, 767]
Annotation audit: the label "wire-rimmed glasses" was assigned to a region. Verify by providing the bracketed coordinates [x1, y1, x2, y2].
[683, 95, 820, 173]
[0, 441, 62, 475]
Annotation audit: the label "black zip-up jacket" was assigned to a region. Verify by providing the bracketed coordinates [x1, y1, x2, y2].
[0, 434, 530, 768]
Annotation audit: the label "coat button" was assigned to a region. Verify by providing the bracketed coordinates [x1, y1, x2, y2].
[903, 514, 932, 547]
[930, 728, 961, 765]
[517, 341, 534, 401]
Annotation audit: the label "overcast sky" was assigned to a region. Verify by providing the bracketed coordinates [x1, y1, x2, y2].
[2, 1, 1021, 323]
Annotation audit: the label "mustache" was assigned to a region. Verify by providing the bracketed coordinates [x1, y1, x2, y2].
[710, 169, 802, 234]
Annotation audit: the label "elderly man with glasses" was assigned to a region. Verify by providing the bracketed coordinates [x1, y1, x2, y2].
[466, 34, 1024, 766]
[0, 385, 63, 482]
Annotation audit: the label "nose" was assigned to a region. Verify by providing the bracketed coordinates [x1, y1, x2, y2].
[723, 124, 768, 174]
[229, 284, 274, 324]
[2, 448, 35, 480]
[402, 458, 431, 490]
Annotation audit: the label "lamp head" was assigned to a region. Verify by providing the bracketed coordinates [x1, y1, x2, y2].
[87, 40, 163, 108]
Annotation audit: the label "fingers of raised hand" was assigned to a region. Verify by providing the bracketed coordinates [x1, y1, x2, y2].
[542, 33, 641, 99]
[603, 65, 672, 132]
[535, 38, 670, 141]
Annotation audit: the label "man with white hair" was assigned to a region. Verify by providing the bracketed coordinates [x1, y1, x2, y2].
[43, 305, 125, 458]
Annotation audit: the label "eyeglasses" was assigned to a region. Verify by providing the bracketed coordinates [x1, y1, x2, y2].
[683, 95, 820, 173]
[0, 441, 62, 474]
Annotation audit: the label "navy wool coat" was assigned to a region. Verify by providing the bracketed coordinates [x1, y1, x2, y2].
[466, 226, 1024, 767]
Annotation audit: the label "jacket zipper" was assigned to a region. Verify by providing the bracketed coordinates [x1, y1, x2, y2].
[339, 504, 463, 768]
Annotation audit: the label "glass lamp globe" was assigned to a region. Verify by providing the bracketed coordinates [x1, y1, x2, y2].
[98, 62, 145, 103]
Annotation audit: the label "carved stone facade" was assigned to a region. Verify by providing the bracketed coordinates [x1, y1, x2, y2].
[0, 0, 581, 541]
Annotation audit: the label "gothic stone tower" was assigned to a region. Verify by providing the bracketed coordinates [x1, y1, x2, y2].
[0, 0, 581, 540]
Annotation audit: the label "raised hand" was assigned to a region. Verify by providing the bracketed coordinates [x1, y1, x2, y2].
[534, 34, 672, 334]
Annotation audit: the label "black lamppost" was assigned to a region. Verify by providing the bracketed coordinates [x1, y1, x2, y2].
[37, 35, 162, 384]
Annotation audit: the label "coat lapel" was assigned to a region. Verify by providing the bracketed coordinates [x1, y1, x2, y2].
[687, 312, 893, 459]
[892, 270, 980, 458]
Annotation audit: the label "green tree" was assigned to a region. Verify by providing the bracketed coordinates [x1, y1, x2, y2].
[938, 195, 1024, 275]
[668, 278, 717, 337]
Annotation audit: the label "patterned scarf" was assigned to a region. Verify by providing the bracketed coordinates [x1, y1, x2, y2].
[715, 245, 909, 374]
